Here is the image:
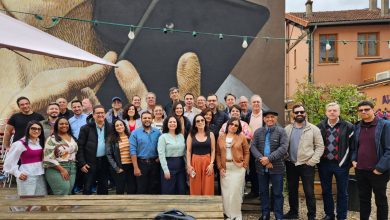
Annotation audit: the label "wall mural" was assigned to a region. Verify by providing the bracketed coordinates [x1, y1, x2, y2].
[0, 0, 285, 119]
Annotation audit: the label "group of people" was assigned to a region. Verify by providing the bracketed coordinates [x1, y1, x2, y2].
[2, 87, 389, 220]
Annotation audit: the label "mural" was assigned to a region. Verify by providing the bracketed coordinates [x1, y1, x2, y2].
[0, 0, 285, 119]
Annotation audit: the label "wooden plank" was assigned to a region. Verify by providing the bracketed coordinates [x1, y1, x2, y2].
[0, 194, 221, 200]
[2, 204, 223, 212]
[0, 211, 224, 219]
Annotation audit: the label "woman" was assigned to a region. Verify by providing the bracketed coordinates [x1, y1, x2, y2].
[157, 116, 186, 194]
[123, 104, 141, 132]
[217, 117, 250, 220]
[201, 108, 218, 136]
[186, 114, 215, 195]
[152, 104, 165, 132]
[43, 117, 78, 195]
[171, 102, 191, 139]
[106, 119, 136, 194]
[219, 105, 253, 139]
[4, 121, 47, 196]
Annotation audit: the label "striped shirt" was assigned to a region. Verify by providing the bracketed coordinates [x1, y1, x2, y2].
[119, 136, 132, 164]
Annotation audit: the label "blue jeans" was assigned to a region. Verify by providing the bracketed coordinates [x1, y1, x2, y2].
[258, 172, 284, 219]
[318, 161, 349, 219]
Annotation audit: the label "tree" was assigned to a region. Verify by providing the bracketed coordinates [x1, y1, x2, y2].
[293, 80, 370, 125]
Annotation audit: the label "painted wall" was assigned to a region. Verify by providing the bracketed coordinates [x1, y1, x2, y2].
[361, 60, 390, 81]
[0, 0, 285, 119]
[360, 84, 390, 109]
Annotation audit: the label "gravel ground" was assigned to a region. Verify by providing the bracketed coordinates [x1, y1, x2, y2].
[243, 182, 390, 220]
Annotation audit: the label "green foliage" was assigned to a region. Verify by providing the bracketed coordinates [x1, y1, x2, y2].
[293, 80, 370, 124]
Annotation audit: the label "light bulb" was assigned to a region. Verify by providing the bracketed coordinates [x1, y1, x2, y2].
[128, 29, 135, 40]
[388, 41, 390, 49]
[219, 33, 223, 40]
[242, 37, 248, 49]
[325, 41, 331, 51]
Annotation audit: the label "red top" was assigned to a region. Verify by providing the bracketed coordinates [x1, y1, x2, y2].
[19, 139, 43, 165]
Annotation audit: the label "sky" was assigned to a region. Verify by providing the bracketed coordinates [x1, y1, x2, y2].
[286, 0, 380, 12]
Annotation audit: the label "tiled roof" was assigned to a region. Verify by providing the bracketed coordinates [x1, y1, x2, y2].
[286, 9, 390, 27]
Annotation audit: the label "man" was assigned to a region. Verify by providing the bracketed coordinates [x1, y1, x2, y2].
[284, 104, 324, 220]
[317, 103, 354, 220]
[351, 101, 390, 220]
[139, 92, 157, 114]
[239, 95, 251, 121]
[164, 87, 185, 114]
[82, 98, 93, 115]
[184, 93, 201, 124]
[105, 97, 123, 124]
[196, 95, 207, 111]
[132, 95, 142, 112]
[223, 93, 236, 114]
[251, 110, 288, 220]
[3, 96, 44, 150]
[69, 100, 88, 139]
[77, 105, 111, 195]
[56, 97, 74, 119]
[207, 94, 229, 140]
[246, 94, 263, 199]
[130, 111, 161, 194]
[40, 102, 60, 138]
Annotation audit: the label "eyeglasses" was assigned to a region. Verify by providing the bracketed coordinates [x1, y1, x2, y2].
[30, 127, 41, 131]
[358, 108, 372, 113]
[229, 123, 239, 128]
[196, 119, 205, 123]
[294, 111, 305, 115]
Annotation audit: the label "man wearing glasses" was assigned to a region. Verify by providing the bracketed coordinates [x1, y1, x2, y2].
[351, 101, 390, 220]
[283, 104, 324, 220]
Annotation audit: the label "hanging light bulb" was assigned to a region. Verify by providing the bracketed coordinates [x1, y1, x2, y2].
[325, 40, 331, 51]
[128, 26, 135, 40]
[219, 33, 223, 40]
[242, 36, 248, 49]
[388, 41, 390, 49]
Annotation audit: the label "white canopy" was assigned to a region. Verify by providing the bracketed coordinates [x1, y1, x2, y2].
[0, 13, 116, 66]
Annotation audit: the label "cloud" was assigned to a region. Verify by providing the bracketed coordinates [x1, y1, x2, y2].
[286, 0, 378, 12]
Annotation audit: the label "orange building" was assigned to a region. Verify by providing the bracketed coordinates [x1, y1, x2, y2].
[285, 0, 390, 110]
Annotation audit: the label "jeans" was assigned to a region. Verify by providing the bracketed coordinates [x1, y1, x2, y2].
[45, 162, 76, 195]
[83, 157, 109, 195]
[356, 169, 389, 220]
[318, 161, 349, 219]
[136, 159, 160, 194]
[115, 163, 136, 194]
[160, 157, 186, 195]
[286, 161, 316, 218]
[258, 172, 284, 219]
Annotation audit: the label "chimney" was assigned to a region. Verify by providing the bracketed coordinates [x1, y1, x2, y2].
[369, 0, 378, 10]
[382, 0, 389, 16]
[305, 0, 313, 17]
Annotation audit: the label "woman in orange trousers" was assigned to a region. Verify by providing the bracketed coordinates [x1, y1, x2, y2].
[186, 114, 215, 195]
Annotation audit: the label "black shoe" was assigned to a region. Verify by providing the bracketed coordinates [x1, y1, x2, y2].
[308, 218, 316, 220]
[283, 211, 298, 219]
[245, 191, 259, 199]
[258, 214, 270, 220]
[321, 215, 334, 220]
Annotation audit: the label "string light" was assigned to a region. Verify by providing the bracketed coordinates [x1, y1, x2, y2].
[2, 9, 390, 49]
[325, 40, 331, 51]
[242, 36, 248, 49]
[128, 26, 135, 40]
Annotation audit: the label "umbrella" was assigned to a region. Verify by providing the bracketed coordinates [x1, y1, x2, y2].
[0, 12, 116, 66]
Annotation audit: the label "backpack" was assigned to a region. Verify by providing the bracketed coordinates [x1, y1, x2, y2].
[154, 209, 196, 220]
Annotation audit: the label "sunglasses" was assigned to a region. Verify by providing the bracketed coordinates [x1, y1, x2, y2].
[294, 111, 305, 115]
[196, 119, 205, 123]
[358, 108, 371, 113]
[30, 127, 42, 131]
[229, 123, 239, 128]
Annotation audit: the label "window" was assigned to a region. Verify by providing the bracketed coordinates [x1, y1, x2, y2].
[319, 34, 338, 63]
[357, 33, 379, 57]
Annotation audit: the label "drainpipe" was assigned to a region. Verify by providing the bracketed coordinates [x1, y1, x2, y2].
[308, 25, 317, 84]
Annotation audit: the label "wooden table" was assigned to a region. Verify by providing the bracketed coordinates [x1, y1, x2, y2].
[0, 193, 224, 219]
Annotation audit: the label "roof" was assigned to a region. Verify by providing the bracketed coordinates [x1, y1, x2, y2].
[286, 9, 390, 27]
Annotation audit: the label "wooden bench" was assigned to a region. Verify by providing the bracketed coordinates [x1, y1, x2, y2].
[0, 193, 224, 219]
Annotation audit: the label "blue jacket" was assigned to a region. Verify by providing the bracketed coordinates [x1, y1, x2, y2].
[351, 117, 390, 173]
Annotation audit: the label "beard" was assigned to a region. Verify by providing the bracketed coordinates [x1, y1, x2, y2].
[294, 116, 306, 123]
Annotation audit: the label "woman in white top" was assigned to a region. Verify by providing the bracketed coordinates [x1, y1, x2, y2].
[4, 121, 47, 196]
[152, 104, 164, 132]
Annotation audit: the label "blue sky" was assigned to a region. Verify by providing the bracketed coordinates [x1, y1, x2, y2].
[286, 0, 380, 12]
